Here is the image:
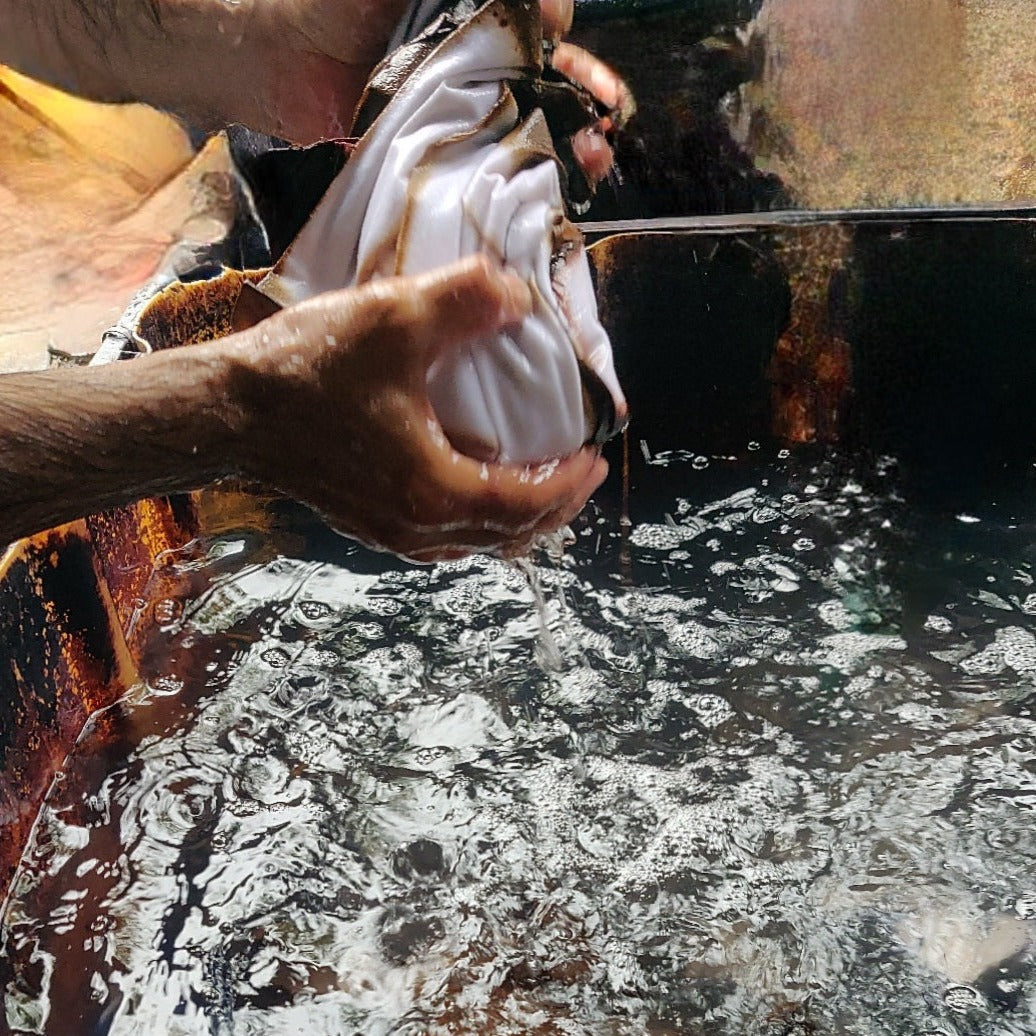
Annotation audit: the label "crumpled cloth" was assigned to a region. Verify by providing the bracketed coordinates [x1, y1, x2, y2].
[254, 0, 626, 464]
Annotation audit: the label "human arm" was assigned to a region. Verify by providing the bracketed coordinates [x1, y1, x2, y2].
[0, 0, 627, 161]
[0, 257, 606, 559]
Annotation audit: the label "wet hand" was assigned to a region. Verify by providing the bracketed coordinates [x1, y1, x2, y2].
[228, 256, 608, 562]
[539, 0, 634, 185]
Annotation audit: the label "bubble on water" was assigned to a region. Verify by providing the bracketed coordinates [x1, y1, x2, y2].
[943, 984, 984, 1013]
[296, 599, 334, 622]
[845, 674, 875, 696]
[959, 626, 1036, 677]
[665, 620, 724, 660]
[555, 666, 605, 707]
[629, 523, 686, 551]
[152, 598, 183, 626]
[351, 622, 384, 640]
[259, 647, 292, 669]
[148, 674, 184, 696]
[688, 693, 736, 729]
[1014, 893, 1036, 919]
[362, 595, 404, 617]
[924, 614, 954, 633]
[815, 631, 906, 671]
[817, 600, 854, 631]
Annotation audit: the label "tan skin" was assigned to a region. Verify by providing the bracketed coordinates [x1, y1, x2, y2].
[0, 0, 626, 560]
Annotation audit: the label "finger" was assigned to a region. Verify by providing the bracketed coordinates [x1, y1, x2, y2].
[539, 0, 574, 42]
[572, 127, 615, 186]
[330, 449, 602, 546]
[552, 43, 635, 127]
[406, 254, 533, 360]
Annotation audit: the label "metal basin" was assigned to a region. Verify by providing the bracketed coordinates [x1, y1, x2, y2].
[2, 2, 1036, 1027]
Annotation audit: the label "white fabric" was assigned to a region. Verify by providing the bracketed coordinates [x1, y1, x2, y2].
[259, 0, 625, 464]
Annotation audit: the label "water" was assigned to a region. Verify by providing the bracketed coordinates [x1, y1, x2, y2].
[3, 448, 1036, 1035]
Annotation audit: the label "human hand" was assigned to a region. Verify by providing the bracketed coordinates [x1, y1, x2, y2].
[112, 0, 629, 166]
[226, 255, 608, 562]
[2, 0, 629, 167]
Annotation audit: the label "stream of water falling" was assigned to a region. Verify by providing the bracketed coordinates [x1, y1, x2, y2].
[3, 447, 1035, 1035]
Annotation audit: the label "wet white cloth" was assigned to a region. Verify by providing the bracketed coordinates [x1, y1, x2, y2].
[256, 0, 625, 464]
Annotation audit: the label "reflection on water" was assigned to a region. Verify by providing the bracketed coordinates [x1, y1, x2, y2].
[3, 449, 1036, 1034]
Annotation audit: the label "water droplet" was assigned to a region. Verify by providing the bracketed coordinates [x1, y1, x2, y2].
[152, 598, 182, 625]
[149, 675, 183, 696]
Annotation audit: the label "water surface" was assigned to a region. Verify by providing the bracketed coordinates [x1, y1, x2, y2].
[3, 448, 1035, 1035]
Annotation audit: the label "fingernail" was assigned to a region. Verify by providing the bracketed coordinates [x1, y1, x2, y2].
[499, 273, 533, 324]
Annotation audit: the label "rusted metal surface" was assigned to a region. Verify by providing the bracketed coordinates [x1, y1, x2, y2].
[0, 258, 270, 906]
[0, 249, 296, 904]
[589, 213, 1036, 487]
[0, 503, 195, 904]
[85, 497, 200, 651]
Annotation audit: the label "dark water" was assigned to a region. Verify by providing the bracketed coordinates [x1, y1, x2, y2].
[3, 448, 1036, 1035]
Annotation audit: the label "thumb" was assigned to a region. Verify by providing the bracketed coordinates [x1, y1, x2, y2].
[408, 255, 533, 362]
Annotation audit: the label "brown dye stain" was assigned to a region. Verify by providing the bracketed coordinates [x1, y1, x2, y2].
[136, 270, 251, 350]
[768, 224, 852, 443]
[86, 496, 199, 648]
[743, 0, 1036, 208]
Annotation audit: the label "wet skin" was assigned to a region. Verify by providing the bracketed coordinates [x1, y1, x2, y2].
[0, 0, 627, 559]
